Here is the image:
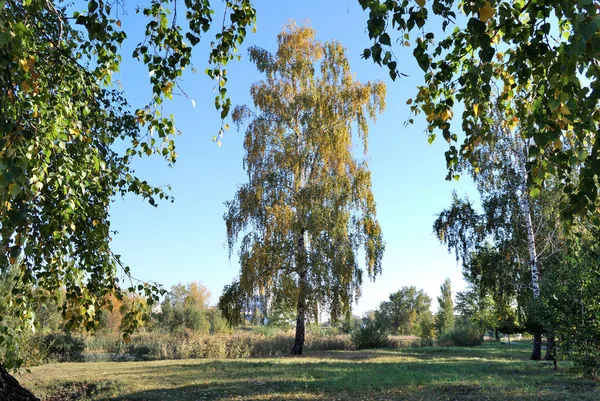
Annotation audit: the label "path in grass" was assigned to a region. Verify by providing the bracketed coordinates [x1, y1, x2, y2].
[19, 344, 598, 400]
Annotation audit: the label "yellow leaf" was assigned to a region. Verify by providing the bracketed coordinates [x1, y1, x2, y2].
[92, 219, 99, 226]
[559, 104, 571, 115]
[441, 109, 453, 122]
[553, 140, 563, 150]
[116, 19, 122, 27]
[416, 0, 426, 7]
[19, 56, 35, 72]
[473, 103, 479, 116]
[479, 2, 494, 22]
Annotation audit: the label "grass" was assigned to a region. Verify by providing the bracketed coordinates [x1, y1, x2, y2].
[18, 341, 598, 401]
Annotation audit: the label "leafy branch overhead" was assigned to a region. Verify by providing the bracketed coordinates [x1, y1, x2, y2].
[0, 0, 254, 371]
[360, 0, 600, 220]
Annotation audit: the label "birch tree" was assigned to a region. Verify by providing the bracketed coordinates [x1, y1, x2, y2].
[434, 104, 564, 359]
[221, 23, 386, 355]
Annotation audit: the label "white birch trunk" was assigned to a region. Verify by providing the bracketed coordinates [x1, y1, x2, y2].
[517, 141, 540, 298]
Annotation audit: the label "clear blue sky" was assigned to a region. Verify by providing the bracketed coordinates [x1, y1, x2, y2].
[108, 0, 479, 314]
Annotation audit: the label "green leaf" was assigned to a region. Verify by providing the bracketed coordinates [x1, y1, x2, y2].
[530, 187, 541, 199]
[379, 33, 391, 46]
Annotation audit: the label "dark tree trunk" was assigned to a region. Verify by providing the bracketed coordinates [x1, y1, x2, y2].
[291, 267, 307, 355]
[291, 300, 306, 355]
[545, 335, 557, 369]
[530, 332, 542, 360]
[495, 328, 500, 341]
[0, 363, 40, 401]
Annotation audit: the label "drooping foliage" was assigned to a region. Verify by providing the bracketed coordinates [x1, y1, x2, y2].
[360, 0, 600, 220]
[0, 0, 255, 377]
[220, 23, 386, 353]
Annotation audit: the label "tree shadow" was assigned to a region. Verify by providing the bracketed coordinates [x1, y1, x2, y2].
[99, 351, 598, 401]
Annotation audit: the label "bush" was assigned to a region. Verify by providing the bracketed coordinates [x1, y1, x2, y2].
[36, 333, 85, 363]
[437, 325, 483, 347]
[351, 318, 388, 349]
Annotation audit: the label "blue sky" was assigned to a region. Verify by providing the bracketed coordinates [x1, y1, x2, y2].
[108, 0, 479, 314]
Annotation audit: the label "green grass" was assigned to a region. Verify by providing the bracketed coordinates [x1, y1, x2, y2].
[18, 342, 598, 400]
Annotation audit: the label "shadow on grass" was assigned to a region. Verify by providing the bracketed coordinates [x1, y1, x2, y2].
[102, 349, 598, 401]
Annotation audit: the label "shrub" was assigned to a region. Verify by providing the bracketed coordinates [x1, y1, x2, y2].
[337, 315, 361, 334]
[351, 318, 388, 349]
[437, 325, 483, 347]
[37, 333, 85, 362]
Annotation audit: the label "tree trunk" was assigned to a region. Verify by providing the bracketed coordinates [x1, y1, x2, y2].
[518, 142, 543, 361]
[291, 294, 306, 355]
[291, 269, 307, 355]
[495, 328, 500, 341]
[545, 335, 557, 369]
[0, 363, 40, 401]
[530, 332, 542, 361]
[291, 229, 308, 355]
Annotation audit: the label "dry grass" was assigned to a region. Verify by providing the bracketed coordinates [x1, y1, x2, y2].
[18, 342, 599, 401]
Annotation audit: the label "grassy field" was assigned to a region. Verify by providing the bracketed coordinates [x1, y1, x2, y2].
[19, 341, 598, 401]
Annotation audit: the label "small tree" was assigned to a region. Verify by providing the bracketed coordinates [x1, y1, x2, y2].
[435, 278, 454, 336]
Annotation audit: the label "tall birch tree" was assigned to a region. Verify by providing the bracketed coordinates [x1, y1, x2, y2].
[221, 23, 386, 355]
[434, 104, 564, 359]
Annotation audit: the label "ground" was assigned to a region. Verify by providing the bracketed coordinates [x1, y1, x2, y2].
[18, 342, 598, 400]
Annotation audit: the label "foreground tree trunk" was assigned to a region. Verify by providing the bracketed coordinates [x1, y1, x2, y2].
[0, 363, 40, 401]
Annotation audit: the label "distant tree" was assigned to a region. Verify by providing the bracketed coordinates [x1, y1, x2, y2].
[206, 308, 231, 335]
[97, 293, 125, 334]
[418, 311, 435, 345]
[221, 23, 386, 355]
[455, 286, 494, 336]
[157, 282, 211, 334]
[375, 286, 431, 335]
[267, 300, 296, 331]
[435, 279, 454, 336]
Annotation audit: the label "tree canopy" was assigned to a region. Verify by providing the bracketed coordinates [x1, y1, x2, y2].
[0, 0, 255, 374]
[220, 23, 386, 354]
[360, 0, 600, 220]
